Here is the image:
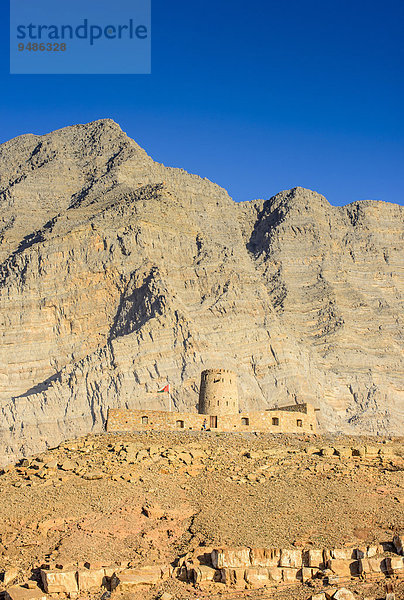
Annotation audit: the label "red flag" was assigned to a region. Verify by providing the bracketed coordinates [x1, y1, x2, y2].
[157, 384, 170, 393]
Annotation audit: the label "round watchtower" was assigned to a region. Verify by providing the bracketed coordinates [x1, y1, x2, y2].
[198, 369, 239, 416]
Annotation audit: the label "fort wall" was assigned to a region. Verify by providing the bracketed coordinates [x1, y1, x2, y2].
[106, 403, 317, 434]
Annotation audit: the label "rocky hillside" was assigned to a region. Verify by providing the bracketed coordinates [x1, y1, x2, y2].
[0, 119, 403, 464]
[0, 430, 403, 600]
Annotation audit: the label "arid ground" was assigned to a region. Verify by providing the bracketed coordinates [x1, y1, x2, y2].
[0, 431, 403, 599]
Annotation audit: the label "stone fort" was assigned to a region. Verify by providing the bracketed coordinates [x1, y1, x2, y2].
[106, 368, 318, 434]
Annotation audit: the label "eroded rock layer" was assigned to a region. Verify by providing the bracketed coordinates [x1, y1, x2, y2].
[0, 119, 403, 464]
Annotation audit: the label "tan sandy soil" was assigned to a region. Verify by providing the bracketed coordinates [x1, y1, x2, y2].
[0, 431, 403, 599]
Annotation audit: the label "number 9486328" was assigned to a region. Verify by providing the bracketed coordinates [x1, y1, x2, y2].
[18, 42, 67, 51]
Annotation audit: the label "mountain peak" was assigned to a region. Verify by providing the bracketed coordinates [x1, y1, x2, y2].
[0, 122, 403, 466]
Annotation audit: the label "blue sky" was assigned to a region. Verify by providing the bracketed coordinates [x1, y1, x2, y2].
[1, 0, 403, 206]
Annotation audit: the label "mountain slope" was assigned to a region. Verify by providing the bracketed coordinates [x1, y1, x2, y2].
[0, 119, 403, 465]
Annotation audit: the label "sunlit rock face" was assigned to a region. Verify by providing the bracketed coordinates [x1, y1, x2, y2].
[0, 119, 403, 464]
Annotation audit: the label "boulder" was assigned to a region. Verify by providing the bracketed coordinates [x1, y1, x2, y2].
[58, 459, 77, 471]
[77, 568, 106, 590]
[279, 548, 302, 568]
[379, 447, 395, 459]
[136, 449, 150, 461]
[172, 566, 187, 581]
[103, 566, 117, 578]
[3, 568, 20, 587]
[330, 549, 355, 560]
[244, 567, 269, 587]
[385, 556, 404, 574]
[310, 594, 327, 600]
[326, 559, 354, 579]
[303, 548, 324, 568]
[82, 471, 103, 480]
[324, 588, 339, 599]
[352, 447, 366, 457]
[220, 568, 246, 587]
[364, 445, 379, 458]
[189, 449, 205, 460]
[160, 565, 172, 581]
[320, 447, 335, 457]
[113, 566, 162, 589]
[366, 545, 383, 557]
[191, 547, 214, 566]
[177, 452, 193, 465]
[282, 568, 300, 583]
[189, 565, 220, 584]
[354, 546, 366, 559]
[393, 533, 403, 555]
[211, 547, 251, 568]
[332, 589, 355, 600]
[5, 586, 46, 600]
[305, 446, 320, 455]
[250, 547, 280, 567]
[142, 505, 165, 519]
[358, 558, 384, 575]
[334, 448, 352, 459]
[147, 445, 160, 457]
[267, 567, 283, 582]
[369, 557, 385, 573]
[301, 566, 318, 582]
[41, 569, 78, 594]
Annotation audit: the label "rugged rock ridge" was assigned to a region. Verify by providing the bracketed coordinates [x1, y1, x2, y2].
[0, 119, 403, 464]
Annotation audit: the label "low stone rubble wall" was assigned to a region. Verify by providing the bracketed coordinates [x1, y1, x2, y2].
[2, 534, 403, 599]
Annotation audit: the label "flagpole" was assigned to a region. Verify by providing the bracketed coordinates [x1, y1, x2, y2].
[168, 384, 171, 412]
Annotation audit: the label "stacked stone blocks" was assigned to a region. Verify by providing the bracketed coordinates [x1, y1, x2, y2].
[10, 534, 400, 599]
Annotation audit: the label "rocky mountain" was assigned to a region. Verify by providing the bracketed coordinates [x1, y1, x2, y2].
[0, 119, 403, 465]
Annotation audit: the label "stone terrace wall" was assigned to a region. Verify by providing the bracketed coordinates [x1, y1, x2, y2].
[106, 403, 317, 433]
[6, 533, 400, 599]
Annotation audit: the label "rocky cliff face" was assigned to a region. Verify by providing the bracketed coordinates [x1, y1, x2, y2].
[0, 119, 403, 464]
